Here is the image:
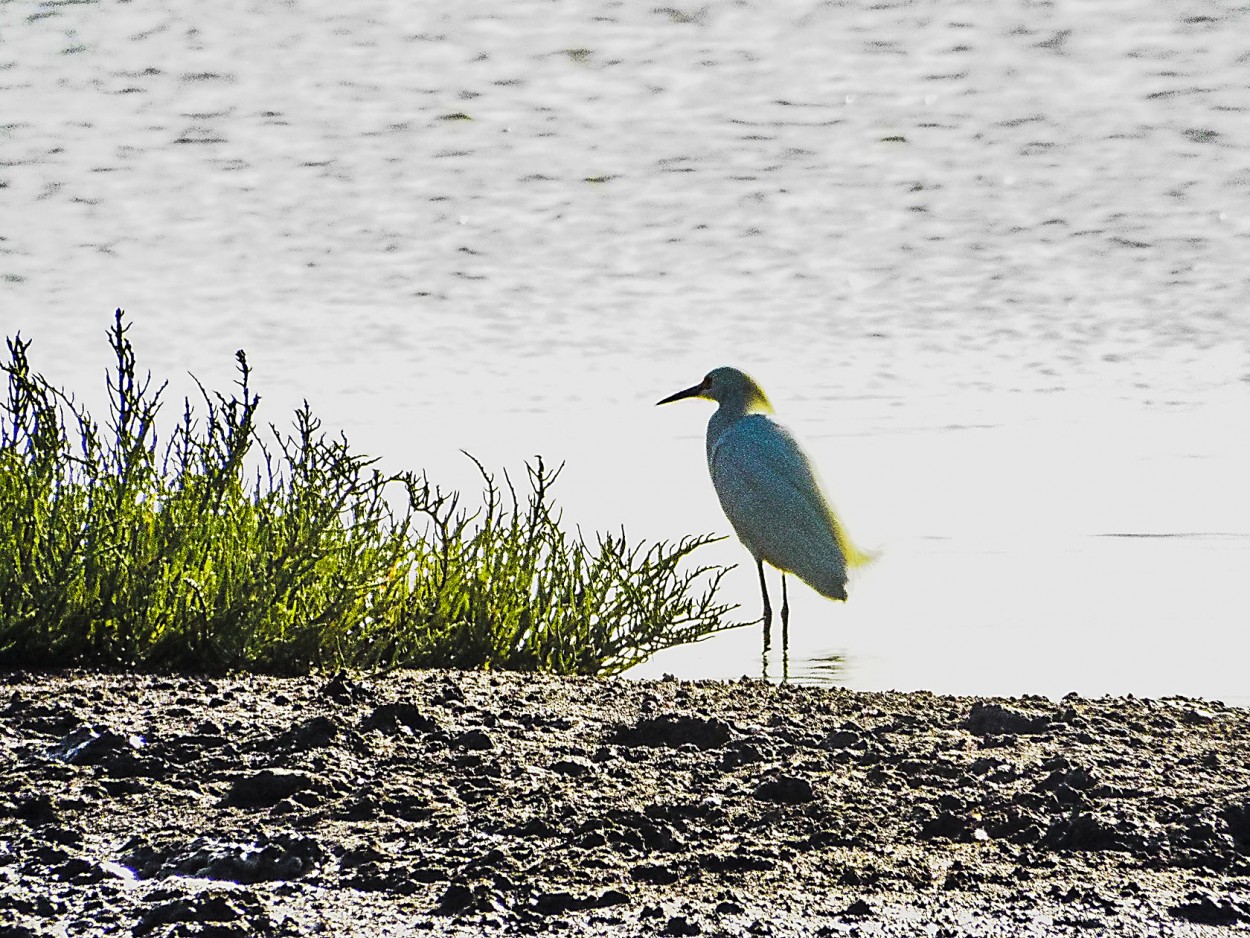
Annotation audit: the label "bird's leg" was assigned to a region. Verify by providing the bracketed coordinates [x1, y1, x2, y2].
[781, 574, 790, 679]
[780, 572, 790, 685]
[781, 574, 790, 629]
[757, 559, 772, 652]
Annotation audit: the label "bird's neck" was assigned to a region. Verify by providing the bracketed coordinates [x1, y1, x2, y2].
[705, 394, 770, 461]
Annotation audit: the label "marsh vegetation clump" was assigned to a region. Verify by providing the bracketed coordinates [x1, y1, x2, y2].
[0, 310, 737, 675]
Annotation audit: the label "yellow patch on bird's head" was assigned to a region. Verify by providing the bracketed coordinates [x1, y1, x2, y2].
[703, 366, 773, 413]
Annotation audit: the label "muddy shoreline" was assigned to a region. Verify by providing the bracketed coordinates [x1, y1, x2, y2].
[2, 669, 1249, 936]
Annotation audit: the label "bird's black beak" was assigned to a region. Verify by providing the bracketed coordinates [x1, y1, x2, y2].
[656, 380, 708, 406]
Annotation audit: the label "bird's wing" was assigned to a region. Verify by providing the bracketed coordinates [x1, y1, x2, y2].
[709, 415, 865, 598]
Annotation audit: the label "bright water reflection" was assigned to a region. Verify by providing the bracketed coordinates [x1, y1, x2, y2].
[4, 0, 1249, 702]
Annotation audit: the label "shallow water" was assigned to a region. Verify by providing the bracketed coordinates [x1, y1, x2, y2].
[4, 0, 1249, 702]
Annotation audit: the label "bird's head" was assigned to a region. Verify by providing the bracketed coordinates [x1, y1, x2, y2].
[656, 366, 773, 413]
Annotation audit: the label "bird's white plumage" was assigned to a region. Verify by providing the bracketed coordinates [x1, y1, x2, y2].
[708, 413, 850, 600]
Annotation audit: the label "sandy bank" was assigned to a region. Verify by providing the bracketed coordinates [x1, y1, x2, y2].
[2, 669, 1248, 936]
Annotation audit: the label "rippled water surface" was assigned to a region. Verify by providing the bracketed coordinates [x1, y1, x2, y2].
[5, 0, 1249, 701]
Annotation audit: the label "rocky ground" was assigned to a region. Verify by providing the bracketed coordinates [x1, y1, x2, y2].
[2, 668, 1249, 936]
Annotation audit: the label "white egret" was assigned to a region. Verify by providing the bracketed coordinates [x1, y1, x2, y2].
[657, 367, 869, 642]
